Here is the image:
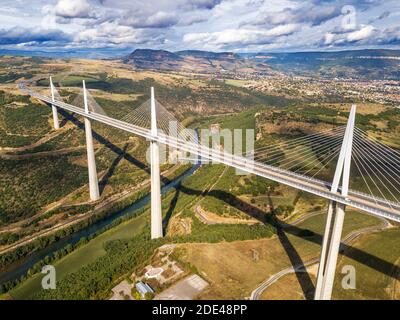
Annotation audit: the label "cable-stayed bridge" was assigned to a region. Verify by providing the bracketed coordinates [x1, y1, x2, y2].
[18, 79, 400, 300]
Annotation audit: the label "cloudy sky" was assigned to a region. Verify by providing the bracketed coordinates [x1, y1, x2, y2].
[0, 0, 399, 53]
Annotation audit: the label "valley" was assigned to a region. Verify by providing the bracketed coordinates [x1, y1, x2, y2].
[0, 50, 399, 300]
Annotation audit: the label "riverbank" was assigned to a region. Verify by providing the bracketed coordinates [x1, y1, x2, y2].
[6, 163, 277, 300]
[0, 163, 195, 292]
[0, 163, 186, 256]
[10, 213, 148, 299]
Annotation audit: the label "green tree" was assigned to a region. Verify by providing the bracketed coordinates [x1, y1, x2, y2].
[144, 292, 155, 300]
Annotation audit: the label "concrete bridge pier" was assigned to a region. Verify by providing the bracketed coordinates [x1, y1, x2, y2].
[83, 80, 100, 201]
[50, 77, 60, 130]
[314, 104, 356, 300]
[150, 87, 163, 239]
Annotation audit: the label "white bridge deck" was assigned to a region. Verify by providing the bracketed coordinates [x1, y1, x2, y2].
[20, 83, 400, 223]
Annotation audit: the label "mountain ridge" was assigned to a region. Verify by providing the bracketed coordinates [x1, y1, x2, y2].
[1, 47, 399, 79]
[122, 48, 273, 74]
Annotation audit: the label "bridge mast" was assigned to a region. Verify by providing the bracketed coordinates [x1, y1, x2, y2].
[150, 87, 163, 239]
[314, 104, 356, 300]
[49, 77, 60, 130]
[83, 80, 100, 201]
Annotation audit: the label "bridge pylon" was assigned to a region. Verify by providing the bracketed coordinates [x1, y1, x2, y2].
[50, 77, 60, 130]
[82, 80, 100, 201]
[314, 104, 356, 300]
[150, 87, 163, 239]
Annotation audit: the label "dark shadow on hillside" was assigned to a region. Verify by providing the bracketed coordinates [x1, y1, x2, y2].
[58, 109, 178, 230]
[175, 185, 400, 284]
[59, 114, 69, 128]
[58, 108, 399, 287]
[163, 186, 180, 235]
[267, 191, 314, 299]
[277, 228, 315, 299]
[58, 109, 150, 173]
[99, 142, 129, 195]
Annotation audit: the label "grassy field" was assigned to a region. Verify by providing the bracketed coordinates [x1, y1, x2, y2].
[161, 164, 226, 222]
[263, 225, 400, 300]
[9, 195, 385, 300]
[241, 186, 298, 209]
[10, 214, 148, 299]
[224, 79, 250, 87]
[175, 238, 292, 299]
[175, 210, 383, 299]
[260, 272, 317, 300]
[284, 211, 384, 262]
[192, 107, 258, 132]
[37, 74, 106, 88]
[8, 161, 275, 300]
[333, 227, 400, 300]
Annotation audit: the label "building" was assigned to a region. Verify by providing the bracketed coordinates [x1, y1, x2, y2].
[135, 281, 154, 298]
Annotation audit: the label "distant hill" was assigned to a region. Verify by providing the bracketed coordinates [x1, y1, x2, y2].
[0, 48, 132, 59]
[123, 48, 400, 79]
[2, 47, 399, 79]
[123, 49, 184, 71]
[239, 49, 400, 79]
[122, 49, 273, 74]
[176, 50, 238, 60]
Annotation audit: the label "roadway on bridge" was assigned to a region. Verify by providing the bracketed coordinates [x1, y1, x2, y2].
[19, 83, 400, 223]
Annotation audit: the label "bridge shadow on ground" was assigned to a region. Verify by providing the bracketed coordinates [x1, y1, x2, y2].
[59, 108, 151, 173]
[162, 185, 180, 235]
[277, 228, 315, 299]
[164, 182, 400, 298]
[60, 109, 399, 298]
[266, 191, 315, 299]
[185, 186, 314, 299]
[170, 179, 400, 298]
[199, 187, 400, 298]
[59, 109, 180, 232]
[99, 143, 129, 195]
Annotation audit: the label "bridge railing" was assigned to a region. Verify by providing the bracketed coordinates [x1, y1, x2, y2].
[20, 83, 400, 222]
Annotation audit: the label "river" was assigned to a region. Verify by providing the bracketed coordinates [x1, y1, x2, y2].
[0, 163, 200, 286]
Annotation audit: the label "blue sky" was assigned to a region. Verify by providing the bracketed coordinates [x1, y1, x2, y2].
[0, 0, 399, 53]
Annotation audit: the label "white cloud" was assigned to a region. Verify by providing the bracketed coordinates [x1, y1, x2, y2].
[316, 24, 400, 48]
[73, 21, 164, 47]
[55, 0, 91, 19]
[250, 3, 340, 27]
[0, 0, 399, 52]
[324, 33, 334, 45]
[347, 25, 374, 41]
[123, 11, 178, 28]
[266, 24, 301, 37]
[183, 24, 301, 49]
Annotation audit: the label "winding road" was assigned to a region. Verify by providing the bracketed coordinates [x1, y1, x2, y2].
[250, 213, 391, 300]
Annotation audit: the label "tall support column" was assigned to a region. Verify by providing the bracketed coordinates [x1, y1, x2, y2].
[50, 77, 60, 130]
[314, 105, 356, 300]
[83, 80, 100, 201]
[150, 87, 163, 239]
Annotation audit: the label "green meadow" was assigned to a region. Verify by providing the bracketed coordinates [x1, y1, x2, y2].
[10, 214, 147, 299]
